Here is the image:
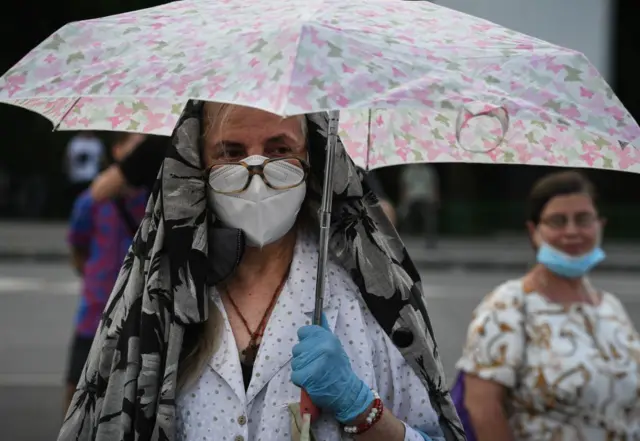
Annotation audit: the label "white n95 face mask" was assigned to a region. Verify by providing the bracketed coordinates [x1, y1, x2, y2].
[207, 155, 307, 247]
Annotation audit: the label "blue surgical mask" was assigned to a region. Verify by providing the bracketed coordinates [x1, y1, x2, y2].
[536, 242, 606, 278]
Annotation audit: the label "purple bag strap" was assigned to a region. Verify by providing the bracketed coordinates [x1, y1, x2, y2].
[451, 372, 476, 441]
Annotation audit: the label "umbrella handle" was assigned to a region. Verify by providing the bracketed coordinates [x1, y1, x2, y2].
[300, 389, 320, 422]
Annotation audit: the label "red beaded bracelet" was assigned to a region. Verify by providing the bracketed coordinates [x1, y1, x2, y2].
[343, 391, 384, 435]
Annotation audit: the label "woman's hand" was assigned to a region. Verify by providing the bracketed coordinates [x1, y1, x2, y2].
[291, 314, 374, 424]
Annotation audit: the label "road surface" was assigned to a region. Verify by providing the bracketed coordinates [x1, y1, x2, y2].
[1, 262, 638, 441]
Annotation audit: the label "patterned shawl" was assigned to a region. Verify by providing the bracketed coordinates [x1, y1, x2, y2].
[58, 101, 464, 441]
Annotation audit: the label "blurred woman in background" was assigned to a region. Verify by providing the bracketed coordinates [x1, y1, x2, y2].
[454, 170, 640, 440]
[63, 133, 147, 410]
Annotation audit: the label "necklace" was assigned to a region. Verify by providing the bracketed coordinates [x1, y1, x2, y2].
[224, 267, 290, 365]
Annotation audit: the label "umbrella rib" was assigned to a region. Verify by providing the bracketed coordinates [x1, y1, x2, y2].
[53, 97, 80, 130]
[191, 0, 212, 36]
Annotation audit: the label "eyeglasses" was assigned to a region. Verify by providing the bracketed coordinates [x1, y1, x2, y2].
[540, 212, 598, 230]
[207, 156, 309, 195]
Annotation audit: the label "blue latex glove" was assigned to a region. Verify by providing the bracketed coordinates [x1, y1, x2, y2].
[291, 314, 374, 424]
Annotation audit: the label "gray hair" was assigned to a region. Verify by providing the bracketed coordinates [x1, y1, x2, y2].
[177, 300, 222, 392]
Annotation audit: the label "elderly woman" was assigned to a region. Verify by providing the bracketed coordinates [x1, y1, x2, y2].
[455, 171, 640, 440]
[58, 101, 464, 441]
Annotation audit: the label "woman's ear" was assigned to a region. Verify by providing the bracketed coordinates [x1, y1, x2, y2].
[599, 217, 608, 229]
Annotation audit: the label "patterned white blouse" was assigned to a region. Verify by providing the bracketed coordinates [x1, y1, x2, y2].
[457, 279, 640, 440]
[176, 233, 444, 441]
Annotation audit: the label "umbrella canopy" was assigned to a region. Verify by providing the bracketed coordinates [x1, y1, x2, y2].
[1, 0, 638, 174]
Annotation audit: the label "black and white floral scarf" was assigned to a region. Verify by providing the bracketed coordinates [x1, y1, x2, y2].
[58, 101, 465, 441]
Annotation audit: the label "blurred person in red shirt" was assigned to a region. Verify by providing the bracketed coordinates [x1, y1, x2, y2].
[64, 133, 148, 409]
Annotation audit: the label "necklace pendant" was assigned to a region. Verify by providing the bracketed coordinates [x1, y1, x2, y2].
[242, 342, 259, 365]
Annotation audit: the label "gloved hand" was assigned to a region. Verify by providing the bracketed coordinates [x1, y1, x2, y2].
[291, 314, 374, 424]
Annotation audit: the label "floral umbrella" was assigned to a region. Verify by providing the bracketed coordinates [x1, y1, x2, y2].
[0, 0, 638, 176]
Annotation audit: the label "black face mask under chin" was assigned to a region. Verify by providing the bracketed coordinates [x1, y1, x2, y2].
[205, 213, 246, 286]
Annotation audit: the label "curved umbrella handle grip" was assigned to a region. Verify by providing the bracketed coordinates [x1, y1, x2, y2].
[300, 389, 320, 422]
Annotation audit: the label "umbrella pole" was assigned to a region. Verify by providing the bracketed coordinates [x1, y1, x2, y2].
[313, 109, 340, 325]
[299, 110, 341, 431]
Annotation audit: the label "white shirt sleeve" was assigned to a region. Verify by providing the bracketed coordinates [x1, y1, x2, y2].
[455, 280, 526, 388]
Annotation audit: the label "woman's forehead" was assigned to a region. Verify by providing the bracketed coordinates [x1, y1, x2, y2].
[542, 193, 596, 215]
[203, 102, 305, 146]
